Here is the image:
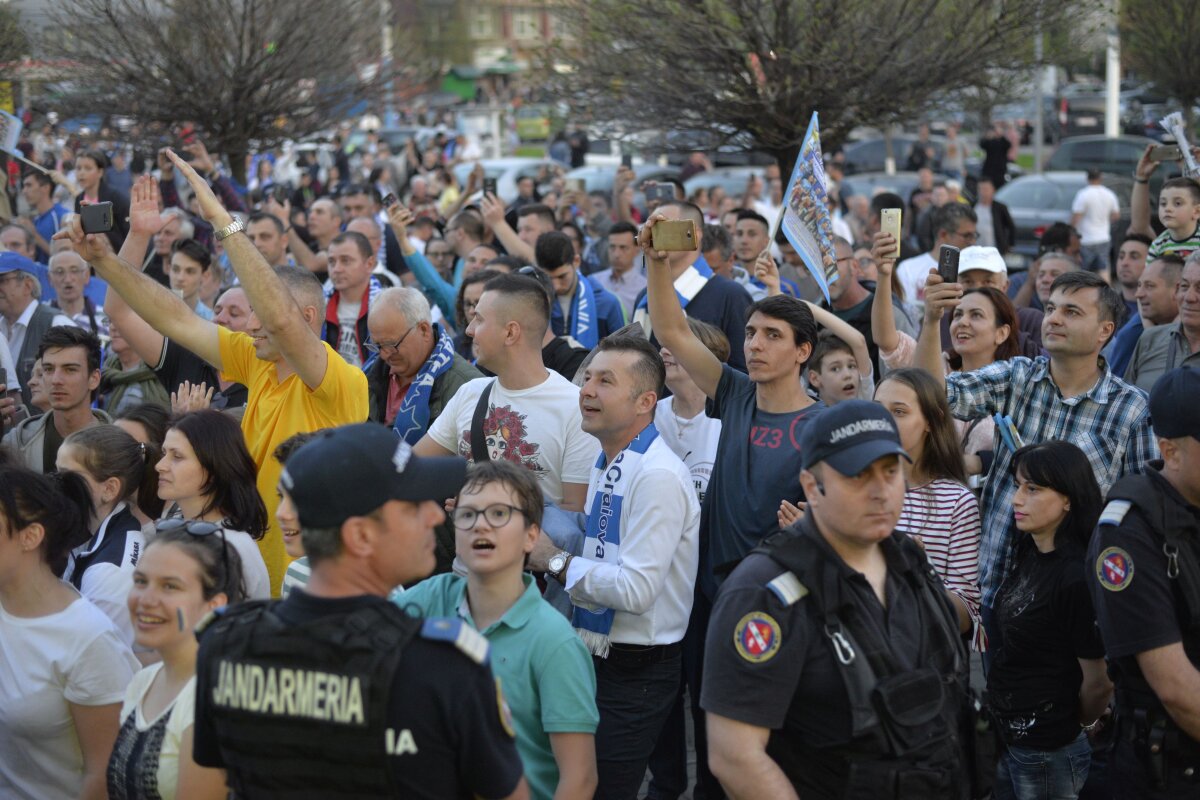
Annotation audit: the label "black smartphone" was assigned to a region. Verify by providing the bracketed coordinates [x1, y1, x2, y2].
[483, 177, 498, 197]
[80, 202, 115, 234]
[938, 245, 961, 284]
[621, 154, 633, 169]
[648, 183, 676, 202]
[382, 193, 398, 209]
[271, 185, 289, 205]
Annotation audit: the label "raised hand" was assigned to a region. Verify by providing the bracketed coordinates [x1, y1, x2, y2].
[386, 203, 415, 236]
[636, 211, 670, 265]
[1134, 144, 1159, 182]
[922, 269, 963, 323]
[184, 139, 215, 174]
[129, 175, 165, 236]
[754, 249, 781, 295]
[171, 380, 214, 414]
[872, 231, 899, 276]
[479, 192, 506, 229]
[165, 149, 230, 227]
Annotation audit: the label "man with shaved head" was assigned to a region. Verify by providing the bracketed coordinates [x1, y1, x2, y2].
[415, 273, 598, 513]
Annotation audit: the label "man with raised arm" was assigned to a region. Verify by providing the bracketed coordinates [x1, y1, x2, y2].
[56, 151, 368, 596]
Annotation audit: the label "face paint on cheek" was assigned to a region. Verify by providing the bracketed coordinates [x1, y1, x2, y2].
[178, 608, 186, 631]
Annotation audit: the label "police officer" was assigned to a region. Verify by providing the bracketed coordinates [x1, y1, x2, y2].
[700, 400, 970, 799]
[191, 423, 530, 799]
[1087, 367, 1200, 798]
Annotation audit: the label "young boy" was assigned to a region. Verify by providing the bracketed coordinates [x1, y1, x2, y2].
[395, 460, 599, 800]
[806, 330, 876, 406]
[1131, 144, 1200, 260]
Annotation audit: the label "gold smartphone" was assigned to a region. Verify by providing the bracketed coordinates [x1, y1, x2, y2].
[880, 208, 902, 256]
[652, 219, 698, 251]
[565, 178, 586, 193]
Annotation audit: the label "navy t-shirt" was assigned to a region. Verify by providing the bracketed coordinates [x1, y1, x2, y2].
[701, 365, 823, 591]
[637, 274, 753, 372]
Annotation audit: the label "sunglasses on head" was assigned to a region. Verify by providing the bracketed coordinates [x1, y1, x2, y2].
[155, 518, 231, 581]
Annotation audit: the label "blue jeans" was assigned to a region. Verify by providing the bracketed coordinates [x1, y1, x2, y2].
[1079, 243, 1111, 273]
[996, 731, 1092, 800]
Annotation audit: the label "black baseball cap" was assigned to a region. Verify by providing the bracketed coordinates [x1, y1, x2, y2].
[1150, 368, 1200, 441]
[799, 400, 911, 476]
[281, 423, 467, 528]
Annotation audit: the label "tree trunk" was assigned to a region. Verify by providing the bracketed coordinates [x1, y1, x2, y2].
[229, 149, 248, 187]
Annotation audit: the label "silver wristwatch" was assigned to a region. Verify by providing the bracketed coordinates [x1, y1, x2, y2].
[547, 551, 572, 582]
[214, 218, 246, 241]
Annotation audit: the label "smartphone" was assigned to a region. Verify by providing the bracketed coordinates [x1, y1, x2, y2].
[938, 245, 961, 284]
[565, 178, 586, 194]
[80, 202, 114, 234]
[621, 154, 633, 169]
[382, 193, 398, 209]
[880, 208, 902, 255]
[651, 219, 697, 251]
[648, 183, 676, 202]
[483, 177, 498, 197]
[1150, 144, 1184, 163]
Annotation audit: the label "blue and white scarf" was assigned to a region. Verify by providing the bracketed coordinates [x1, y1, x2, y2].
[390, 324, 456, 445]
[554, 271, 600, 349]
[632, 255, 714, 335]
[573, 422, 660, 657]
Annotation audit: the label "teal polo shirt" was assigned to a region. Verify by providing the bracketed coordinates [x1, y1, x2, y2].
[396, 574, 599, 800]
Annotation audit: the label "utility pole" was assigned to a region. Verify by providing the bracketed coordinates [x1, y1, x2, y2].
[382, 0, 398, 127]
[1105, 0, 1120, 138]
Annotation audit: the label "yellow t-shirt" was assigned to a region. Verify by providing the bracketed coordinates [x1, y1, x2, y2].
[218, 326, 368, 595]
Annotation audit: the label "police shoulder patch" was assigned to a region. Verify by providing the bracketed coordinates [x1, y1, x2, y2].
[1099, 500, 1133, 527]
[766, 571, 809, 607]
[194, 606, 226, 636]
[421, 617, 490, 665]
[734, 612, 782, 664]
[1096, 546, 1135, 592]
[495, 677, 516, 739]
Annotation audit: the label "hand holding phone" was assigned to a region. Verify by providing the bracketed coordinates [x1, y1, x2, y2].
[382, 193, 398, 209]
[1150, 144, 1184, 163]
[880, 209, 902, 258]
[483, 177, 498, 198]
[651, 219, 697, 251]
[80, 202, 115, 235]
[937, 245, 961, 284]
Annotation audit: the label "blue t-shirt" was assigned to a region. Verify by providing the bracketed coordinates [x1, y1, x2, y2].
[32, 203, 72, 263]
[1104, 314, 1143, 379]
[702, 364, 823, 592]
[635, 273, 754, 372]
[396, 573, 599, 800]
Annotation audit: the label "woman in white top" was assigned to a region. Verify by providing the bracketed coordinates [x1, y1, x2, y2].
[0, 464, 140, 800]
[56, 424, 164, 648]
[106, 523, 246, 800]
[155, 410, 271, 599]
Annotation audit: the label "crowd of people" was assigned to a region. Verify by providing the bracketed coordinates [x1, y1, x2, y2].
[0, 118, 1199, 800]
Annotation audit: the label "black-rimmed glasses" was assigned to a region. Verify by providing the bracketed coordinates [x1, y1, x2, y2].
[155, 518, 230, 579]
[364, 323, 419, 355]
[451, 504, 526, 530]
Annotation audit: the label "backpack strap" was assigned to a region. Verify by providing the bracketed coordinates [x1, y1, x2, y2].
[470, 380, 495, 463]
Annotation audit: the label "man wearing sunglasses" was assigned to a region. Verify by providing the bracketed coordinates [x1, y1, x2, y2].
[193, 423, 530, 799]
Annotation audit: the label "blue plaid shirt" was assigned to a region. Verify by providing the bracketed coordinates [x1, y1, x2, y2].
[945, 356, 1158, 610]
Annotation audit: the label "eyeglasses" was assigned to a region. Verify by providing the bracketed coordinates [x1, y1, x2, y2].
[155, 518, 230, 581]
[49, 267, 90, 278]
[952, 230, 979, 243]
[364, 323, 419, 355]
[0, 273, 24, 284]
[426, 249, 454, 260]
[451, 503, 526, 530]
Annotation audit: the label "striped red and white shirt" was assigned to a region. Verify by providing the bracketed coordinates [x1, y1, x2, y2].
[895, 478, 983, 648]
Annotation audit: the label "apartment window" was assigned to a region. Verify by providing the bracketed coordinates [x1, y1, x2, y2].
[470, 8, 496, 39]
[512, 9, 539, 40]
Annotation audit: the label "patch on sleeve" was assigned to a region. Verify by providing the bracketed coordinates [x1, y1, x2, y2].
[495, 677, 516, 739]
[194, 606, 225, 636]
[420, 617, 490, 665]
[1099, 500, 1133, 527]
[1096, 547, 1135, 592]
[766, 571, 809, 606]
[734, 612, 782, 663]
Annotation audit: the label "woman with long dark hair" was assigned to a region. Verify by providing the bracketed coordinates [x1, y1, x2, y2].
[72, 149, 130, 251]
[0, 464, 139, 800]
[874, 367, 982, 640]
[55, 424, 163, 648]
[987, 441, 1112, 800]
[106, 527, 245, 800]
[155, 410, 270, 599]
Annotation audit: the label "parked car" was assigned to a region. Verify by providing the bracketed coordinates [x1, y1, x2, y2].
[1044, 134, 1164, 200]
[839, 171, 949, 203]
[344, 126, 438, 156]
[993, 171, 1134, 268]
[564, 164, 681, 195]
[842, 136, 948, 174]
[451, 158, 563, 204]
[682, 167, 765, 203]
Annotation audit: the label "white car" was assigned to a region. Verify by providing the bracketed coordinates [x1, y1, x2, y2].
[451, 158, 564, 205]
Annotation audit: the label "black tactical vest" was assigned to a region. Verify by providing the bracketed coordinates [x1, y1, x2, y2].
[199, 599, 419, 799]
[758, 522, 971, 799]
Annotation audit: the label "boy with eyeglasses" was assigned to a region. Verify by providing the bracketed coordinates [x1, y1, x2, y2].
[395, 460, 600, 800]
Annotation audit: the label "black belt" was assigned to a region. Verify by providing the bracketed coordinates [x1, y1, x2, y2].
[601, 641, 682, 667]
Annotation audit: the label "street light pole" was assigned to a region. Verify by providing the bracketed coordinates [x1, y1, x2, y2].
[1105, 0, 1120, 138]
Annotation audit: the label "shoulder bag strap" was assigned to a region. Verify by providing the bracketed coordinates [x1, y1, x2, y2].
[469, 380, 495, 463]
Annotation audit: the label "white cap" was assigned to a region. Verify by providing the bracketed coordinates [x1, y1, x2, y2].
[959, 246, 1007, 275]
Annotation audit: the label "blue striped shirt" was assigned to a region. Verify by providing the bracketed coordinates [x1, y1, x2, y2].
[945, 356, 1158, 610]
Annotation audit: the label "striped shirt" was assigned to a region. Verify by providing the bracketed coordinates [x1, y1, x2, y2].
[945, 356, 1158, 610]
[1149, 223, 1200, 260]
[280, 557, 311, 599]
[895, 479, 982, 646]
